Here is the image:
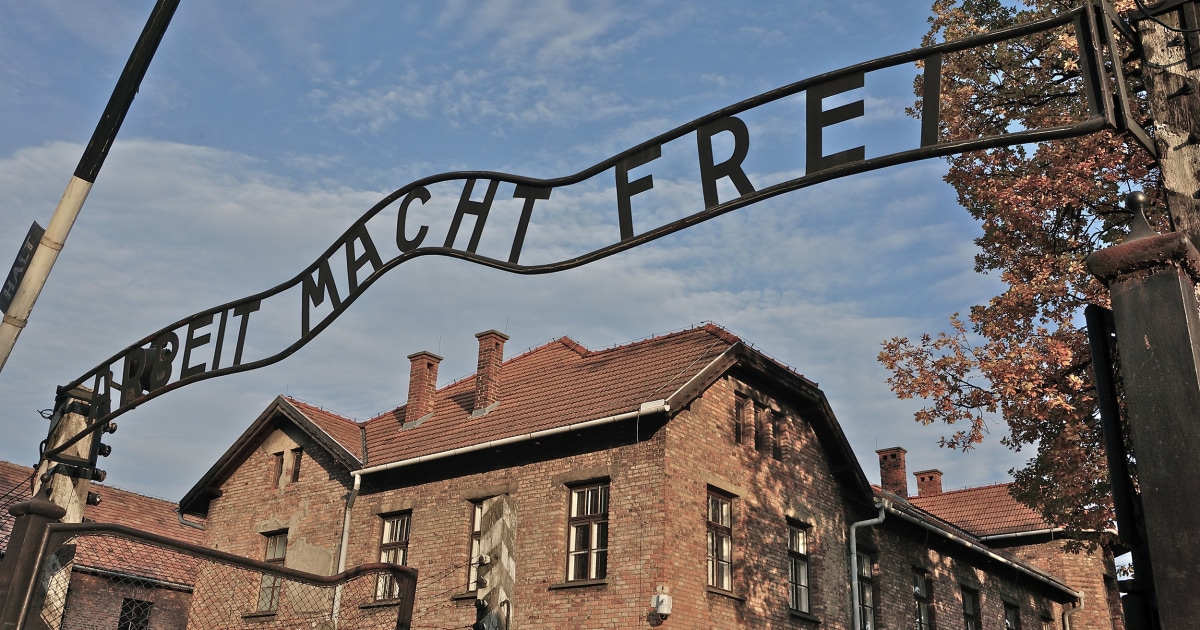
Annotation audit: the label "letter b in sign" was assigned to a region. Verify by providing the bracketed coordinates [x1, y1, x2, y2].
[120, 332, 178, 406]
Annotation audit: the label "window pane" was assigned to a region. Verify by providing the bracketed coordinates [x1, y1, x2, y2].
[789, 526, 806, 554]
[592, 549, 608, 579]
[266, 534, 286, 561]
[569, 551, 588, 581]
[571, 524, 590, 552]
[258, 575, 281, 611]
[593, 521, 608, 549]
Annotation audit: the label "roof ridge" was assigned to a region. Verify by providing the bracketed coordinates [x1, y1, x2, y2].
[910, 481, 1015, 498]
[366, 334, 597, 422]
[284, 395, 360, 423]
[579, 322, 741, 358]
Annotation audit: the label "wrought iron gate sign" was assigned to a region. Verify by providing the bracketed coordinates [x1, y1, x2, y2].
[45, 2, 1140, 457]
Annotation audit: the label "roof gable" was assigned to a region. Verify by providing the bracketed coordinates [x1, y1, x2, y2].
[179, 395, 363, 515]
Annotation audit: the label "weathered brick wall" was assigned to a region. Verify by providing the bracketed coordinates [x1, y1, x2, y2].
[190, 377, 1097, 629]
[344, 425, 668, 630]
[60, 571, 192, 630]
[870, 522, 1066, 630]
[1006, 538, 1123, 630]
[197, 422, 352, 623]
[659, 374, 859, 629]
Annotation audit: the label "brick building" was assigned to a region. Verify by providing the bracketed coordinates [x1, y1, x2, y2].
[177, 323, 1119, 629]
[0, 460, 205, 629]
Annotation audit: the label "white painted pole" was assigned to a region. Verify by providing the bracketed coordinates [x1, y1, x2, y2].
[0, 177, 93, 373]
[0, 0, 179, 375]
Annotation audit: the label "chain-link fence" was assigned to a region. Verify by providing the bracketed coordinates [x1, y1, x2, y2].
[0, 468, 35, 559]
[8, 519, 414, 630]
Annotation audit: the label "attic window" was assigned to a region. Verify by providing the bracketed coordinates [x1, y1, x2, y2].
[290, 448, 302, 483]
[272, 453, 284, 486]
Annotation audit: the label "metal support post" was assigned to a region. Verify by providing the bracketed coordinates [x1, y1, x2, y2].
[1087, 192, 1200, 627]
[0, 498, 66, 630]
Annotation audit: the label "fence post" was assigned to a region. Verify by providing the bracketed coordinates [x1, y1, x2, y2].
[0, 498, 65, 630]
[1087, 192, 1200, 627]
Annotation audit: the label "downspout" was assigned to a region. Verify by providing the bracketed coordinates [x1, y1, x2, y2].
[175, 509, 206, 530]
[331, 473, 362, 621]
[849, 501, 887, 630]
[1063, 592, 1083, 630]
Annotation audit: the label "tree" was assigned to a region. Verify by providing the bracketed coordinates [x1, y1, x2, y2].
[878, 0, 1163, 546]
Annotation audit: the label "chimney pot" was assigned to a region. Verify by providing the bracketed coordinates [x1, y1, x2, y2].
[915, 469, 944, 496]
[876, 447, 908, 497]
[405, 351, 442, 423]
[473, 330, 509, 414]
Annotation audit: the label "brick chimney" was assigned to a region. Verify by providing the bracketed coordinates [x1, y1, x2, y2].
[915, 469, 943, 497]
[473, 330, 509, 415]
[406, 351, 442, 422]
[876, 447, 908, 497]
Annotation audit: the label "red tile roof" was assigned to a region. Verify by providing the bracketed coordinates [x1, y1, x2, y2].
[286, 398, 365, 461]
[907, 482, 1050, 537]
[183, 322, 873, 514]
[1, 459, 205, 587]
[1, 460, 205, 540]
[360, 324, 738, 466]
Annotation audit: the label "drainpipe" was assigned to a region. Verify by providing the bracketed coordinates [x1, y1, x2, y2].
[175, 509, 206, 530]
[849, 501, 887, 630]
[331, 473, 361, 620]
[1063, 592, 1084, 630]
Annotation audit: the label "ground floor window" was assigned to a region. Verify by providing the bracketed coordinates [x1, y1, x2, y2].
[706, 489, 733, 590]
[857, 552, 876, 630]
[567, 482, 609, 581]
[257, 531, 287, 612]
[962, 586, 982, 630]
[787, 522, 810, 612]
[376, 512, 411, 600]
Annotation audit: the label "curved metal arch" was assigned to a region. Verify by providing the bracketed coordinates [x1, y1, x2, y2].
[47, 3, 1131, 460]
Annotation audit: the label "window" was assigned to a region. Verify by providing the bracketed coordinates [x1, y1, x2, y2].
[1005, 602, 1022, 630]
[962, 587, 982, 630]
[290, 448, 302, 483]
[467, 501, 483, 591]
[754, 406, 765, 452]
[914, 570, 934, 630]
[257, 532, 287, 612]
[857, 552, 876, 630]
[272, 452, 284, 485]
[707, 489, 733, 590]
[117, 598, 153, 630]
[771, 411, 783, 460]
[567, 482, 609, 581]
[787, 523, 810, 613]
[734, 394, 747, 444]
[376, 513, 411, 600]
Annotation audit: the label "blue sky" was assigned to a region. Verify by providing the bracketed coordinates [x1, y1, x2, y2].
[0, 1, 1028, 503]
